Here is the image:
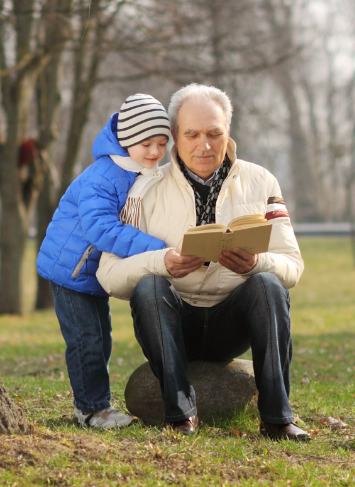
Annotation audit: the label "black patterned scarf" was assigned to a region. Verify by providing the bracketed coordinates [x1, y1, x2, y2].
[177, 154, 231, 226]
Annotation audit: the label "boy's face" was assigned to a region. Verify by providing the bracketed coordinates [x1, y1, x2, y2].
[127, 136, 168, 168]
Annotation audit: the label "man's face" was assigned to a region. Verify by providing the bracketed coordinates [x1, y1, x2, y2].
[173, 99, 229, 180]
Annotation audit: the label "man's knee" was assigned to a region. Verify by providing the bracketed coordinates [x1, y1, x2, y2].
[132, 275, 170, 301]
[247, 272, 289, 298]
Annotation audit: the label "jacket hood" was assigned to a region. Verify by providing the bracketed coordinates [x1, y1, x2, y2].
[92, 113, 129, 160]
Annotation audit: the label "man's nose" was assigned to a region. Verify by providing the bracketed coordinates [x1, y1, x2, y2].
[197, 135, 211, 152]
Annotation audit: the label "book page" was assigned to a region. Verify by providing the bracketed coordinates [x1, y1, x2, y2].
[228, 214, 268, 230]
[228, 224, 272, 254]
[230, 221, 270, 231]
[186, 223, 226, 233]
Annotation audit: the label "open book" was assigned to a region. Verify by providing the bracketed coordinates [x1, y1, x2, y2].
[181, 214, 272, 261]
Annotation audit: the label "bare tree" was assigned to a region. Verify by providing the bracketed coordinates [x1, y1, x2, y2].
[0, 0, 172, 312]
[259, 0, 325, 222]
[0, 0, 52, 314]
[35, 0, 72, 309]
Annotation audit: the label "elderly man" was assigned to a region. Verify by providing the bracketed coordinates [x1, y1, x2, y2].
[97, 84, 310, 441]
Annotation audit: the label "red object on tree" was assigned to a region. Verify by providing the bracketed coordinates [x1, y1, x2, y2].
[18, 139, 38, 167]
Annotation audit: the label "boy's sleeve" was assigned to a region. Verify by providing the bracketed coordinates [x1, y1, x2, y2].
[77, 176, 166, 258]
[97, 249, 171, 300]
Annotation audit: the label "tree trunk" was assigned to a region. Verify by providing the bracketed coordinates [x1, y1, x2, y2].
[0, 378, 30, 434]
[35, 0, 101, 309]
[0, 0, 41, 314]
[275, 69, 325, 222]
[0, 197, 26, 314]
[59, 33, 101, 199]
[34, 0, 72, 309]
[35, 170, 55, 309]
[0, 126, 26, 314]
[261, 0, 325, 222]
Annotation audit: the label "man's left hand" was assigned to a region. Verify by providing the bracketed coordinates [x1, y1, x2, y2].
[218, 248, 258, 274]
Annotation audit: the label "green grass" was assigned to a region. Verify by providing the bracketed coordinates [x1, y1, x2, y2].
[1, 238, 355, 486]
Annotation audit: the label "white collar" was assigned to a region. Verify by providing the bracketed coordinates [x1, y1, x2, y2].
[184, 164, 220, 186]
[110, 154, 158, 175]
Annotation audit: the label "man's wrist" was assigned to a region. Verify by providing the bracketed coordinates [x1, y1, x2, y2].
[240, 254, 259, 275]
[157, 248, 174, 277]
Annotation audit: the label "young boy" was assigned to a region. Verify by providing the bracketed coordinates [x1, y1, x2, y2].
[36, 94, 170, 429]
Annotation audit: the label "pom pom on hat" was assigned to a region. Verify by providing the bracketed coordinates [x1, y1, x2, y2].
[117, 94, 170, 149]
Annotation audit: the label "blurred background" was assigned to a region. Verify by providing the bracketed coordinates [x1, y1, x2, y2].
[0, 0, 354, 315]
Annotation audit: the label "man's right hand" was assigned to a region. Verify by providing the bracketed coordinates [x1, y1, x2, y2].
[164, 249, 205, 278]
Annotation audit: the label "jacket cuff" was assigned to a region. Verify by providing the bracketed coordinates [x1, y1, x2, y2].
[153, 247, 174, 277]
[240, 252, 266, 277]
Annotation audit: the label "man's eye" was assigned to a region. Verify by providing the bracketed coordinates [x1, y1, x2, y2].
[209, 133, 221, 138]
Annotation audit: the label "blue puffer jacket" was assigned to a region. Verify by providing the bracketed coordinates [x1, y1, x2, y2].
[36, 113, 166, 296]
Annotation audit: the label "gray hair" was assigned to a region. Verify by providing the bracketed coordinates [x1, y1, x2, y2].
[168, 83, 233, 134]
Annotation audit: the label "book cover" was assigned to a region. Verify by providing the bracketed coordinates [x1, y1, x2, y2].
[181, 214, 272, 261]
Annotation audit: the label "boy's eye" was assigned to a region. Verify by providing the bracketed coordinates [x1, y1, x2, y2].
[142, 144, 150, 147]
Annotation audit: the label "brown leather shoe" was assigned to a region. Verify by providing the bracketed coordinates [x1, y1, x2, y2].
[166, 415, 199, 436]
[260, 421, 311, 441]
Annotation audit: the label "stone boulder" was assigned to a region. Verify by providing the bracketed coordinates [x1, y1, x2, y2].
[125, 359, 258, 425]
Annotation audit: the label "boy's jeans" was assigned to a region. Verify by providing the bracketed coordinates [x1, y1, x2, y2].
[50, 282, 112, 414]
[130, 272, 294, 424]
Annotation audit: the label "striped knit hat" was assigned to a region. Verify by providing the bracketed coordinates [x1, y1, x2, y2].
[117, 94, 170, 149]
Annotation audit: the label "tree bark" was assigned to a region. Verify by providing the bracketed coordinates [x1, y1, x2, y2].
[35, 0, 72, 309]
[262, 0, 325, 222]
[35, 1, 102, 309]
[274, 69, 325, 222]
[58, 0, 101, 200]
[0, 378, 30, 434]
[0, 0, 40, 314]
[0, 83, 27, 313]
[35, 170, 55, 309]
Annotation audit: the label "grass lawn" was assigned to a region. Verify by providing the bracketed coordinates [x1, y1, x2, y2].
[0, 238, 355, 486]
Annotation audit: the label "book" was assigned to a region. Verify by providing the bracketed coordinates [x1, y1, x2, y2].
[180, 214, 272, 261]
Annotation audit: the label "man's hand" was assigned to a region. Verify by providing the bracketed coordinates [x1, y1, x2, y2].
[164, 249, 205, 278]
[218, 248, 258, 274]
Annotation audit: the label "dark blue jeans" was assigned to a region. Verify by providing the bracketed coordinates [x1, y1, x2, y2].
[130, 273, 294, 424]
[50, 283, 112, 414]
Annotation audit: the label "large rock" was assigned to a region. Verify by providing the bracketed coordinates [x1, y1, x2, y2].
[125, 359, 258, 425]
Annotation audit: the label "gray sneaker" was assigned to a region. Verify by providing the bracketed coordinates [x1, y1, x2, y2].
[74, 406, 133, 429]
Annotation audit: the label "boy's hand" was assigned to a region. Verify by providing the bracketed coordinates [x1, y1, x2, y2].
[164, 249, 205, 278]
